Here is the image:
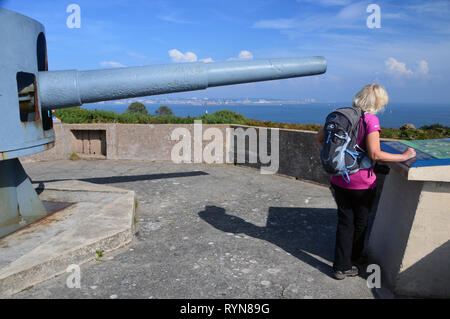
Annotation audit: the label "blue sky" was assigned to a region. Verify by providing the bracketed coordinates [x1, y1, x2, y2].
[2, 0, 450, 103]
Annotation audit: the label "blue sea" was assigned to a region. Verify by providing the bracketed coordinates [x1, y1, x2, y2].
[83, 102, 449, 129]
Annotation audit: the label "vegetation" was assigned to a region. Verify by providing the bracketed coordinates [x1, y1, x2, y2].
[95, 249, 104, 262]
[380, 124, 449, 140]
[54, 107, 449, 140]
[155, 105, 174, 116]
[70, 152, 80, 161]
[125, 102, 148, 115]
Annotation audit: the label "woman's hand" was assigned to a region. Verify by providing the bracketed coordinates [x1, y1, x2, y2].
[366, 131, 416, 163]
[401, 147, 416, 161]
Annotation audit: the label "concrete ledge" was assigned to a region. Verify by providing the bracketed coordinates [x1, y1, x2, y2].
[389, 161, 450, 182]
[0, 180, 136, 298]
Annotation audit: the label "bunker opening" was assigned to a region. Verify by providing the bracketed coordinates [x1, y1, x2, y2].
[37, 32, 53, 131]
[71, 129, 107, 158]
[16, 72, 39, 123]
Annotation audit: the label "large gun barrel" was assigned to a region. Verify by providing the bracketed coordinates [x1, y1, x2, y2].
[38, 57, 326, 109]
[0, 7, 327, 161]
[0, 8, 328, 239]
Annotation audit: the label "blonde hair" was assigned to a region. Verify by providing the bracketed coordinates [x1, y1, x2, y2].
[352, 84, 389, 114]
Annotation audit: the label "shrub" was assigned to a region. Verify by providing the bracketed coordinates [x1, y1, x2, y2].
[53, 107, 449, 140]
[126, 102, 148, 115]
[154, 105, 174, 117]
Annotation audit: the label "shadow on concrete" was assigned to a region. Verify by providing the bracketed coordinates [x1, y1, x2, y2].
[394, 240, 450, 298]
[199, 205, 338, 278]
[33, 171, 209, 192]
[366, 241, 450, 299]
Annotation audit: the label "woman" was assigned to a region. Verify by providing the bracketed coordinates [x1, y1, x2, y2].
[315, 84, 416, 280]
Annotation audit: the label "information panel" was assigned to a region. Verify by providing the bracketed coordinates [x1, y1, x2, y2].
[381, 138, 450, 168]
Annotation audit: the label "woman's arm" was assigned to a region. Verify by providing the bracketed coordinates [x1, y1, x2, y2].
[366, 131, 416, 162]
[315, 128, 325, 149]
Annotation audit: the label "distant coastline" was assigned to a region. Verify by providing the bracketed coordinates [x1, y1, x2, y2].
[54, 107, 449, 141]
[83, 101, 450, 129]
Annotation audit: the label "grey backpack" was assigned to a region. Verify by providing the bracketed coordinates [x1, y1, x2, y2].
[320, 107, 375, 183]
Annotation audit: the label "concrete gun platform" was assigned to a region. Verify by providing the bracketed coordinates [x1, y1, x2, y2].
[10, 160, 376, 299]
[0, 179, 136, 297]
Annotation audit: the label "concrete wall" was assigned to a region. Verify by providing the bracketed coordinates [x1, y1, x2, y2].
[230, 125, 329, 184]
[22, 123, 388, 187]
[22, 123, 229, 163]
[368, 167, 450, 297]
[108, 123, 230, 162]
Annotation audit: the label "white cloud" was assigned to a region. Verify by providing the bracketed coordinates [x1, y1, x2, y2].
[168, 49, 197, 63]
[199, 57, 214, 63]
[297, 0, 352, 6]
[385, 58, 431, 77]
[100, 61, 126, 68]
[385, 57, 413, 76]
[252, 19, 296, 30]
[253, 1, 366, 35]
[418, 60, 429, 74]
[228, 50, 254, 61]
[407, 1, 450, 16]
[238, 50, 253, 60]
[336, 1, 367, 20]
[157, 13, 193, 24]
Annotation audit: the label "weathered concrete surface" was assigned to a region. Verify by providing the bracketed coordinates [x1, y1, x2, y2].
[0, 180, 136, 298]
[368, 167, 450, 298]
[10, 160, 378, 299]
[231, 125, 330, 185]
[389, 160, 450, 182]
[22, 123, 230, 164]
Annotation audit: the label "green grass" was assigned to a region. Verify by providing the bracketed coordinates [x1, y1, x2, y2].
[70, 152, 80, 161]
[54, 107, 449, 140]
[95, 249, 105, 261]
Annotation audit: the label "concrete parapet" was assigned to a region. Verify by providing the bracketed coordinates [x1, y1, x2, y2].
[21, 123, 334, 185]
[22, 123, 230, 163]
[368, 164, 450, 298]
[230, 125, 330, 184]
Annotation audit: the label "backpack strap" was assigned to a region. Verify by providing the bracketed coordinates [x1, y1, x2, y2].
[359, 110, 376, 176]
[361, 110, 367, 134]
[355, 110, 367, 152]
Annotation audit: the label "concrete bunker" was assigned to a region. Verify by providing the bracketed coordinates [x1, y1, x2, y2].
[70, 129, 107, 158]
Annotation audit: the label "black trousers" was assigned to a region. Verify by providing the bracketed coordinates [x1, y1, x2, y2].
[330, 183, 376, 271]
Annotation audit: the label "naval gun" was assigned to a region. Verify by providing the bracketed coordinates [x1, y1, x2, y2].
[0, 8, 327, 237]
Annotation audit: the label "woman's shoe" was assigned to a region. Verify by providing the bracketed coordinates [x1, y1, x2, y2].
[334, 266, 359, 280]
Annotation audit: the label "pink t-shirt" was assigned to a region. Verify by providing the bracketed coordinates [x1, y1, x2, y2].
[330, 112, 381, 190]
